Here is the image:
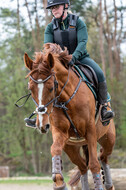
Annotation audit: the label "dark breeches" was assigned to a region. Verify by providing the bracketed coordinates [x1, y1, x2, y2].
[79, 57, 105, 83]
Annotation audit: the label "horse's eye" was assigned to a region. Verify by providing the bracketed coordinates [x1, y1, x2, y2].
[49, 87, 53, 92]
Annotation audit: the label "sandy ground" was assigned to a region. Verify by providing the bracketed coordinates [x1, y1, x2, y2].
[0, 169, 126, 190]
[0, 184, 53, 190]
[88, 168, 126, 190]
[0, 184, 71, 190]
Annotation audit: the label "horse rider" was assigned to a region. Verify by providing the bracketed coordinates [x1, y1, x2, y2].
[24, 0, 114, 127]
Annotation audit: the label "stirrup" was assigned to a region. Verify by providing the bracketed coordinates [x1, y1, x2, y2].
[99, 104, 114, 126]
[24, 117, 37, 129]
[25, 123, 37, 129]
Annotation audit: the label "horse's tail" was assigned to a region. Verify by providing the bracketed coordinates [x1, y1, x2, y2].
[68, 167, 81, 186]
[68, 145, 89, 187]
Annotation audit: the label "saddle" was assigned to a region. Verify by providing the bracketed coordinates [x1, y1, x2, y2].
[73, 62, 98, 100]
[73, 62, 111, 125]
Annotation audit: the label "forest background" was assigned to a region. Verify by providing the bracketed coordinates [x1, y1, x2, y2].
[0, 0, 126, 176]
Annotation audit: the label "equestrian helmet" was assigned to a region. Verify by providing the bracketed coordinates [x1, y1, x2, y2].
[46, 0, 70, 9]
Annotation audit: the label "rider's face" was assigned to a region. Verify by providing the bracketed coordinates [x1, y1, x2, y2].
[51, 5, 64, 18]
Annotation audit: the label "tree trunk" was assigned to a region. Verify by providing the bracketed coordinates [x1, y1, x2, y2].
[17, 0, 20, 38]
[98, 0, 106, 76]
[104, 0, 114, 81]
[35, 0, 41, 50]
[17, 126, 30, 173]
[42, 0, 52, 26]
[25, 0, 37, 50]
[28, 132, 38, 174]
[113, 0, 121, 79]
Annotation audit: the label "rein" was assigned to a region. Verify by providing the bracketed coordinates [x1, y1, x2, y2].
[53, 76, 82, 139]
[15, 93, 31, 108]
[53, 67, 82, 139]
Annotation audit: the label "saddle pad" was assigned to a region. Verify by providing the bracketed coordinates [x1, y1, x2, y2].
[73, 65, 111, 102]
[74, 65, 97, 99]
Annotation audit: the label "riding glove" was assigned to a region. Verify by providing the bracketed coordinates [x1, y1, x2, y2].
[68, 56, 76, 66]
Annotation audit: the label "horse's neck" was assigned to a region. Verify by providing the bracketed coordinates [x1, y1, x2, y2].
[54, 62, 79, 99]
[54, 61, 68, 82]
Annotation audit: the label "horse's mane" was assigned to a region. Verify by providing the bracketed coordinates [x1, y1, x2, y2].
[26, 43, 71, 78]
[43, 43, 72, 68]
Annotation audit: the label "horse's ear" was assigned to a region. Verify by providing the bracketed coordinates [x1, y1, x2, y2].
[24, 53, 33, 70]
[47, 53, 54, 69]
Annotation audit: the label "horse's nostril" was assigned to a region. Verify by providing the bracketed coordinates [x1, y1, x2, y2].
[41, 124, 50, 133]
[45, 124, 50, 130]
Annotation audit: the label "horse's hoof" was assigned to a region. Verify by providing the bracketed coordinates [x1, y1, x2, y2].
[107, 185, 115, 190]
[53, 182, 68, 190]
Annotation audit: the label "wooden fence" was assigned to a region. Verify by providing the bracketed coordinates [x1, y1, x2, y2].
[0, 166, 9, 177]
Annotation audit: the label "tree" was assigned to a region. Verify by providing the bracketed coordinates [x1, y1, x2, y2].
[0, 0, 126, 175]
[98, 0, 106, 76]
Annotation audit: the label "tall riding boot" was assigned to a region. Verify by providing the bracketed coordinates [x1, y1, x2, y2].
[98, 81, 114, 126]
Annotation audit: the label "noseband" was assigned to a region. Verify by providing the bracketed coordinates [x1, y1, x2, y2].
[29, 74, 58, 116]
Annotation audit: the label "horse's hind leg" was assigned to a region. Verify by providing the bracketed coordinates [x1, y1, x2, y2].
[98, 121, 116, 190]
[64, 144, 90, 190]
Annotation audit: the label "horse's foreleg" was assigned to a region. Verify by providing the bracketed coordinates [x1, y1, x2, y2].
[51, 126, 68, 190]
[87, 124, 101, 173]
[80, 173, 90, 190]
[87, 122, 104, 190]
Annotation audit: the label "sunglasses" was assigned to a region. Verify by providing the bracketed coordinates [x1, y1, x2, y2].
[50, 5, 60, 10]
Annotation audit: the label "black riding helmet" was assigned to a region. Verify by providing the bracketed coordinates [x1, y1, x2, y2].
[46, 0, 70, 9]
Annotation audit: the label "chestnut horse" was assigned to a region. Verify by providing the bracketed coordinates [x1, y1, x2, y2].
[24, 43, 115, 190]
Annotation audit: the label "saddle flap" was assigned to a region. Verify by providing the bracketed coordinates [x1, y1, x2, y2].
[76, 63, 98, 90]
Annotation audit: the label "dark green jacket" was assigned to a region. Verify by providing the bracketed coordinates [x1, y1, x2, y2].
[44, 14, 89, 60]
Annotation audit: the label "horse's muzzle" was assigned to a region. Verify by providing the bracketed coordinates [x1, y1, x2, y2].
[41, 124, 50, 133]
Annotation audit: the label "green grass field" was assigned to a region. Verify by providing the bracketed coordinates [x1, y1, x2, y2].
[0, 179, 52, 184]
[0, 175, 69, 185]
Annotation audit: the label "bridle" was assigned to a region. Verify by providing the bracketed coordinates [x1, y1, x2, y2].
[28, 68, 71, 115]
[29, 74, 59, 115]
[15, 72, 58, 118]
[15, 66, 82, 138]
[30, 67, 82, 139]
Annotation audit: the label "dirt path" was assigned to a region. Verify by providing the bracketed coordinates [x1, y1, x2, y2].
[0, 184, 71, 190]
[0, 169, 125, 190]
[88, 168, 126, 190]
[0, 184, 52, 190]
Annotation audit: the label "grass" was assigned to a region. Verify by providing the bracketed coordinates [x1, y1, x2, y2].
[0, 179, 52, 185]
[0, 175, 70, 185]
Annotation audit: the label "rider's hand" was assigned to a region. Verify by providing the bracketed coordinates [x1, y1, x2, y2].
[68, 56, 76, 67]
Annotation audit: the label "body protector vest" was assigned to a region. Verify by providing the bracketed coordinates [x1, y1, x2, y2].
[52, 14, 78, 54]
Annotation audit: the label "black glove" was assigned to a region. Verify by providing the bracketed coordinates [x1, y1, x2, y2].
[68, 56, 76, 67]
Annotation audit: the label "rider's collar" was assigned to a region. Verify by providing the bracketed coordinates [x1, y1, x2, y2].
[54, 13, 69, 24]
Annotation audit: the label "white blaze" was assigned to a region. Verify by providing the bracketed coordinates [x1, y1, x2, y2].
[38, 80, 44, 128]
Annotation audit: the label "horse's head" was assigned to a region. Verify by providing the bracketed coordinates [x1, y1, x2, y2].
[24, 43, 71, 133]
[24, 51, 56, 133]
